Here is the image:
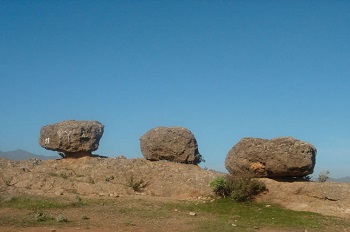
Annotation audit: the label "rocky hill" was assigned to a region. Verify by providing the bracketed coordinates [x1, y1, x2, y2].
[0, 157, 219, 199]
[0, 157, 349, 220]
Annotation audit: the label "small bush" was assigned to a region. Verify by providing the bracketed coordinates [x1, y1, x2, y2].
[48, 172, 68, 179]
[59, 173, 68, 179]
[81, 215, 89, 220]
[125, 175, 150, 192]
[318, 170, 330, 182]
[56, 214, 68, 223]
[71, 195, 83, 207]
[227, 175, 266, 202]
[209, 176, 230, 197]
[34, 211, 54, 222]
[105, 175, 114, 182]
[197, 153, 205, 164]
[210, 175, 266, 202]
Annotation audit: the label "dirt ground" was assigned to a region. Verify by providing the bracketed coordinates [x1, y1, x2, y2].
[1, 195, 349, 232]
[1, 157, 350, 231]
[0, 196, 195, 232]
[256, 178, 350, 219]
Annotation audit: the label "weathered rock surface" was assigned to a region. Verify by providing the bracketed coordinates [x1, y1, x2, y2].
[257, 178, 350, 219]
[140, 126, 200, 164]
[0, 157, 219, 198]
[39, 120, 104, 157]
[225, 137, 316, 178]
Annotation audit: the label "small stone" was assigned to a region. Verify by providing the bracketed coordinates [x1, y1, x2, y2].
[55, 190, 64, 196]
[189, 212, 197, 216]
[265, 204, 271, 208]
[232, 224, 237, 227]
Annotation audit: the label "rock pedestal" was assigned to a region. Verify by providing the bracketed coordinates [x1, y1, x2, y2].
[39, 120, 104, 158]
[225, 137, 316, 178]
[140, 126, 200, 164]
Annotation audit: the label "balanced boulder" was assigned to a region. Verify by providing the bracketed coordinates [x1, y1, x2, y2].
[225, 137, 316, 178]
[140, 126, 201, 164]
[39, 120, 104, 157]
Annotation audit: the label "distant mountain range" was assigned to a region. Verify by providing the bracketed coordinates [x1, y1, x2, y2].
[329, 176, 350, 183]
[0, 149, 59, 160]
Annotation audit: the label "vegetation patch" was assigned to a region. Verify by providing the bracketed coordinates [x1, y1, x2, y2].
[168, 198, 347, 231]
[0, 194, 87, 210]
[48, 172, 69, 179]
[210, 175, 266, 202]
[125, 175, 150, 192]
[105, 175, 115, 182]
[0, 194, 349, 231]
[34, 211, 54, 222]
[0, 195, 69, 210]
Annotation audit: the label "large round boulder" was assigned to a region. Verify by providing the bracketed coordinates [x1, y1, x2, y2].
[140, 126, 201, 164]
[39, 120, 104, 157]
[225, 137, 316, 178]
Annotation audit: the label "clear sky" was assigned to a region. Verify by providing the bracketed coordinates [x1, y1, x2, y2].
[1, 1, 349, 178]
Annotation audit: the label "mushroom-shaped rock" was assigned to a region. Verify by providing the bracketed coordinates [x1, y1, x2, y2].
[140, 126, 201, 164]
[39, 120, 104, 157]
[225, 137, 316, 178]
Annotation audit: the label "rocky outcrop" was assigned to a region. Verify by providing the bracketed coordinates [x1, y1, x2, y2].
[140, 126, 201, 164]
[39, 120, 104, 157]
[225, 137, 316, 178]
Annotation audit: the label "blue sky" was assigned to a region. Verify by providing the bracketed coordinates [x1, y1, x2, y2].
[1, 1, 349, 178]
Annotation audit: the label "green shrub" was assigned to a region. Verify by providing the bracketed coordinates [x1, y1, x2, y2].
[210, 175, 266, 202]
[226, 175, 266, 202]
[209, 176, 229, 197]
[197, 153, 205, 164]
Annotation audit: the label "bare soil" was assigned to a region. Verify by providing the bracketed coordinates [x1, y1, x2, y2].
[0, 157, 219, 199]
[256, 178, 350, 219]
